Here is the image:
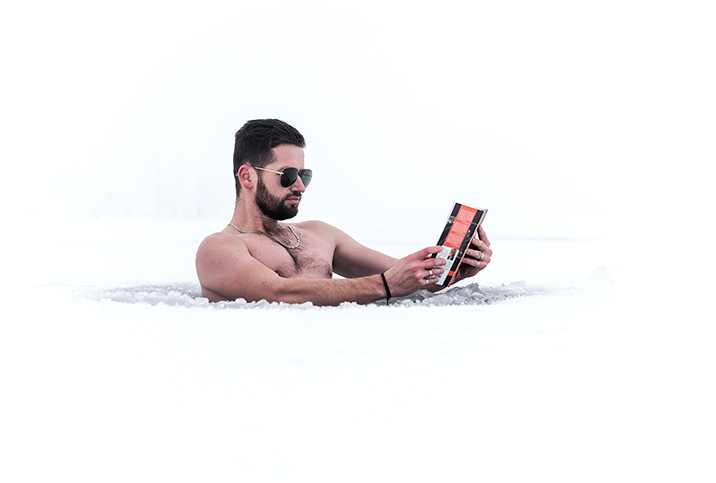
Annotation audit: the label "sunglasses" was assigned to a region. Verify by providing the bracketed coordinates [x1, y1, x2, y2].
[253, 166, 313, 188]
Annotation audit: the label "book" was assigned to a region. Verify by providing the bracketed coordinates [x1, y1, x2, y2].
[431, 203, 488, 287]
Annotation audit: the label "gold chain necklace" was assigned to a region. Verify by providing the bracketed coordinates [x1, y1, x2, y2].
[228, 223, 300, 249]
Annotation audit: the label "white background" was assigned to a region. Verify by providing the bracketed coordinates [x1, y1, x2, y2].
[3, 0, 713, 240]
[1, 3, 714, 482]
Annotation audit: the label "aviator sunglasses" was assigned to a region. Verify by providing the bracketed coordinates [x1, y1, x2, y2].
[253, 166, 313, 188]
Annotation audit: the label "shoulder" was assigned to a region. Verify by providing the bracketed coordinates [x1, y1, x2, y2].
[196, 229, 282, 302]
[292, 219, 337, 231]
[291, 220, 374, 255]
[198, 229, 242, 250]
[196, 230, 249, 265]
[290, 220, 349, 241]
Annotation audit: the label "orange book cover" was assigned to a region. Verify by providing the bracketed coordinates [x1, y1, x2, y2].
[432, 203, 488, 287]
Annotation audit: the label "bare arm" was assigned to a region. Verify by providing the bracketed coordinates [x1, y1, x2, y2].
[328, 223, 397, 278]
[328, 223, 492, 292]
[196, 232, 446, 306]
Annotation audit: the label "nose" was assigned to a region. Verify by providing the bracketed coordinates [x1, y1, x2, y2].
[291, 176, 306, 193]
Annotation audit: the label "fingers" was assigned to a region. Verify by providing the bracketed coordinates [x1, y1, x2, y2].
[441, 227, 492, 284]
[409, 246, 448, 268]
[476, 225, 491, 247]
[419, 247, 446, 278]
[386, 247, 450, 296]
[423, 267, 441, 284]
[415, 245, 445, 259]
[467, 245, 490, 260]
[471, 235, 491, 254]
[468, 248, 491, 268]
[390, 239, 492, 297]
[463, 240, 492, 271]
[469, 228, 493, 263]
[419, 258, 446, 282]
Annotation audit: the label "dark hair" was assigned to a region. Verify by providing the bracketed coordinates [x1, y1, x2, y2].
[233, 119, 306, 196]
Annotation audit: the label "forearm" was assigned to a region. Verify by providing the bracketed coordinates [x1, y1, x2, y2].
[333, 249, 397, 279]
[208, 245, 447, 306]
[271, 274, 390, 306]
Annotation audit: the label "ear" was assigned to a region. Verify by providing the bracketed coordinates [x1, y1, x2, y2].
[237, 165, 255, 190]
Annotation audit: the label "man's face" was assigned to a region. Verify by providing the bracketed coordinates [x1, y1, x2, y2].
[254, 144, 306, 221]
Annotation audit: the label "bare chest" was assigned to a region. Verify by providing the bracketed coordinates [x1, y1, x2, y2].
[244, 228, 334, 279]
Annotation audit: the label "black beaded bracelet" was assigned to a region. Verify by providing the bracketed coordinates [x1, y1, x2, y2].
[380, 272, 391, 303]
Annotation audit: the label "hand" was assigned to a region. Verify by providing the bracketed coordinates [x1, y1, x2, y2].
[384, 246, 447, 297]
[455, 225, 492, 282]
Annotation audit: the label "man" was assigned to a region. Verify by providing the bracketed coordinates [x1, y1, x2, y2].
[196, 119, 492, 305]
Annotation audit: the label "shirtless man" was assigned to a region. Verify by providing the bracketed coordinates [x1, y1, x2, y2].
[196, 119, 492, 305]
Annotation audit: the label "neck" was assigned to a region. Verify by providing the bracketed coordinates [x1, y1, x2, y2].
[231, 196, 283, 234]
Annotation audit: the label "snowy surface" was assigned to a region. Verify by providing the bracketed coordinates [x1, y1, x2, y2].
[1, 219, 713, 482]
[2, 1, 714, 480]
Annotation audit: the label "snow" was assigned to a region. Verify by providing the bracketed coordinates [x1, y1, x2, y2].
[2, 1, 714, 480]
[1, 219, 713, 482]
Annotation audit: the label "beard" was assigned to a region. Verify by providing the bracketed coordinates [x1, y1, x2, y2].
[255, 177, 300, 220]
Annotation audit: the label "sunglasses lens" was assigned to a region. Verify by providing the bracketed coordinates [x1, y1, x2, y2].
[280, 168, 299, 187]
[300, 169, 312, 188]
[280, 168, 312, 188]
